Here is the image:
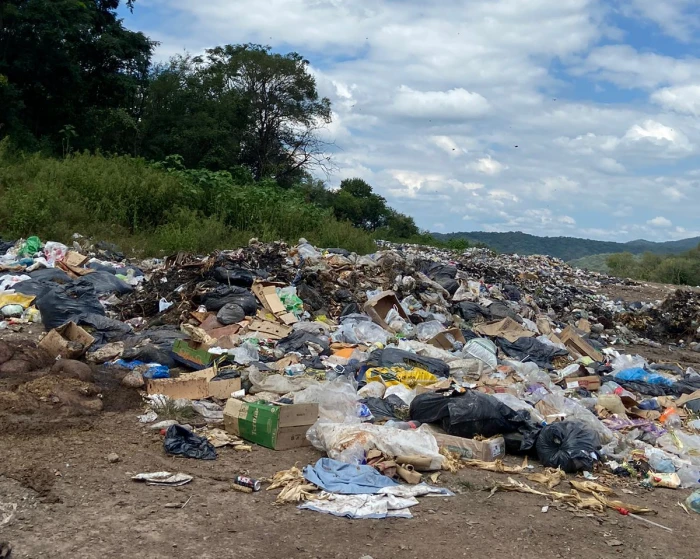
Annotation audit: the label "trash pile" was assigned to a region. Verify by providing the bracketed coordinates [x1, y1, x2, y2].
[2, 235, 700, 519]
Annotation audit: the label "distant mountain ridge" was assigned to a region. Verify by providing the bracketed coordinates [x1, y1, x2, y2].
[432, 231, 700, 261]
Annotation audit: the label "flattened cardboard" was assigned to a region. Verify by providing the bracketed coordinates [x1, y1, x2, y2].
[428, 328, 466, 350]
[64, 251, 88, 267]
[252, 282, 298, 325]
[559, 326, 603, 362]
[247, 319, 292, 340]
[39, 322, 95, 359]
[145, 367, 241, 400]
[563, 375, 601, 391]
[474, 317, 534, 343]
[363, 291, 408, 331]
[224, 399, 318, 450]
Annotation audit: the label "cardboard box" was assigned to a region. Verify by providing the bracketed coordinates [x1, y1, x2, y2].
[224, 399, 318, 450]
[363, 291, 409, 331]
[64, 251, 88, 267]
[39, 322, 95, 359]
[146, 367, 242, 400]
[247, 319, 292, 340]
[563, 375, 601, 391]
[434, 432, 505, 461]
[428, 328, 466, 350]
[252, 282, 298, 325]
[171, 339, 214, 370]
[559, 326, 603, 362]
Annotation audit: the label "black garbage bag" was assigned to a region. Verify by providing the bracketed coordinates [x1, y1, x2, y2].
[456, 302, 491, 321]
[28, 267, 72, 283]
[216, 303, 246, 325]
[410, 391, 540, 451]
[276, 330, 330, 354]
[340, 302, 361, 317]
[536, 421, 599, 473]
[76, 313, 132, 346]
[78, 271, 133, 295]
[686, 400, 700, 414]
[367, 348, 450, 378]
[164, 425, 217, 460]
[488, 301, 522, 323]
[13, 279, 55, 298]
[503, 284, 522, 301]
[88, 261, 117, 274]
[212, 267, 255, 288]
[496, 337, 568, 370]
[35, 281, 105, 329]
[426, 264, 459, 295]
[297, 283, 325, 311]
[199, 285, 257, 314]
[363, 395, 410, 421]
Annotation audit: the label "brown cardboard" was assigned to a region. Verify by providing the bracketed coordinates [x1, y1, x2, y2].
[559, 326, 603, 362]
[145, 367, 241, 400]
[474, 317, 535, 343]
[252, 282, 298, 325]
[64, 251, 88, 267]
[428, 328, 466, 350]
[200, 314, 224, 332]
[207, 323, 242, 340]
[563, 375, 601, 391]
[39, 322, 95, 359]
[247, 319, 292, 340]
[433, 431, 505, 461]
[363, 291, 409, 331]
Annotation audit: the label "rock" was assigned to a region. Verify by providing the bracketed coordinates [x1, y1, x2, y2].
[51, 359, 93, 382]
[122, 370, 145, 388]
[0, 359, 33, 375]
[0, 341, 14, 365]
[106, 452, 120, 464]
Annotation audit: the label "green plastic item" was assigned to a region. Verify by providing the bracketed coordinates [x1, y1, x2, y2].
[19, 236, 41, 257]
[277, 287, 304, 317]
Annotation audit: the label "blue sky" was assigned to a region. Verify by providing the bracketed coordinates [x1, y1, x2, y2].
[122, 0, 700, 241]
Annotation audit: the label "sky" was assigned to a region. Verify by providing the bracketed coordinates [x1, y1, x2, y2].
[122, 0, 700, 242]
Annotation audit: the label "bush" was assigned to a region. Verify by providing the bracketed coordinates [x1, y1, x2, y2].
[0, 147, 377, 256]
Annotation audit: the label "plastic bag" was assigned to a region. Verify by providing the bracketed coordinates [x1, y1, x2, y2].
[384, 384, 417, 405]
[611, 354, 647, 373]
[493, 393, 546, 424]
[415, 320, 445, 342]
[249, 367, 319, 394]
[496, 337, 568, 370]
[43, 241, 67, 267]
[78, 271, 133, 295]
[229, 341, 259, 365]
[35, 281, 106, 329]
[297, 239, 321, 262]
[410, 391, 540, 448]
[306, 422, 444, 470]
[217, 303, 245, 325]
[163, 425, 216, 460]
[365, 366, 437, 389]
[295, 378, 361, 423]
[358, 382, 386, 399]
[77, 313, 132, 346]
[614, 368, 674, 387]
[332, 320, 391, 346]
[212, 266, 254, 287]
[462, 338, 497, 370]
[366, 348, 450, 378]
[539, 393, 614, 443]
[536, 421, 599, 473]
[200, 285, 257, 314]
[278, 286, 304, 316]
[18, 236, 41, 257]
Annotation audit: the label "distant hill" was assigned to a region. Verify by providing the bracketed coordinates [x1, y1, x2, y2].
[432, 231, 700, 261]
[567, 253, 613, 273]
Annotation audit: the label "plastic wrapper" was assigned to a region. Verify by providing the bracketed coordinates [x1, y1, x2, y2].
[229, 341, 259, 365]
[536, 421, 599, 473]
[415, 320, 445, 342]
[295, 379, 361, 424]
[365, 366, 437, 389]
[384, 384, 417, 405]
[358, 382, 386, 399]
[43, 241, 67, 267]
[366, 347, 450, 377]
[306, 422, 444, 470]
[401, 340, 459, 364]
[332, 320, 391, 346]
[656, 431, 700, 465]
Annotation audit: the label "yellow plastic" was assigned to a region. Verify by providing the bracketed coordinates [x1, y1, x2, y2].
[365, 366, 438, 388]
[0, 293, 36, 309]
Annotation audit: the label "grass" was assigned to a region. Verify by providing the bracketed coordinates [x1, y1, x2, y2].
[0, 143, 378, 256]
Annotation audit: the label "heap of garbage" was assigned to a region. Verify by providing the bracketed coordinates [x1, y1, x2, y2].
[1, 234, 700, 518]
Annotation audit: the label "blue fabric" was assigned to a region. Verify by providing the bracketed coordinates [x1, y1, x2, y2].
[615, 368, 674, 387]
[303, 458, 398, 494]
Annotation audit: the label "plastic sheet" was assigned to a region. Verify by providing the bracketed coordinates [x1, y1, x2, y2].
[306, 422, 444, 470]
[35, 280, 106, 329]
[163, 425, 217, 460]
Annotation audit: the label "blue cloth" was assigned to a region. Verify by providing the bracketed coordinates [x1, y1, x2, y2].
[303, 458, 398, 494]
[615, 367, 674, 387]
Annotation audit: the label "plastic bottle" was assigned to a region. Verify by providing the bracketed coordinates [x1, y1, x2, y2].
[384, 420, 421, 430]
[686, 490, 700, 513]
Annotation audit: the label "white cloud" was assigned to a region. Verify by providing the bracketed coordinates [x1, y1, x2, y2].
[470, 156, 505, 175]
[391, 86, 490, 120]
[652, 84, 700, 116]
[623, 0, 700, 42]
[596, 157, 626, 174]
[648, 216, 672, 227]
[624, 120, 692, 150]
[559, 215, 577, 225]
[662, 187, 685, 201]
[430, 135, 465, 156]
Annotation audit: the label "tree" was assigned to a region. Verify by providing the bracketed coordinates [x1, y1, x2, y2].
[0, 0, 154, 152]
[607, 252, 637, 278]
[202, 44, 332, 182]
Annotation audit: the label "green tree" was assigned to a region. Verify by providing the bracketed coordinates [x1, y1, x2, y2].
[0, 0, 154, 152]
[607, 252, 638, 278]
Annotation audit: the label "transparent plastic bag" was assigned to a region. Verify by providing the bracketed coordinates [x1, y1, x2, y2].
[492, 393, 546, 424]
[248, 368, 319, 394]
[295, 378, 361, 424]
[611, 353, 647, 373]
[540, 393, 614, 443]
[415, 320, 445, 342]
[462, 339, 497, 370]
[229, 341, 259, 365]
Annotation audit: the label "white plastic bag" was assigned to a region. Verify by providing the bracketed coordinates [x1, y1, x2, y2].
[415, 320, 445, 342]
[462, 338, 497, 370]
[294, 379, 361, 424]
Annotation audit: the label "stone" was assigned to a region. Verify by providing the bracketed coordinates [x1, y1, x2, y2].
[106, 453, 120, 464]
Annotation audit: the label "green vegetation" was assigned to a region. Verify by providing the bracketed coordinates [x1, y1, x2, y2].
[436, 231, 700, 261]
[607, 248, 700, 286]
[1, 1, 468, 254]
[568, 253, 613, 274]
